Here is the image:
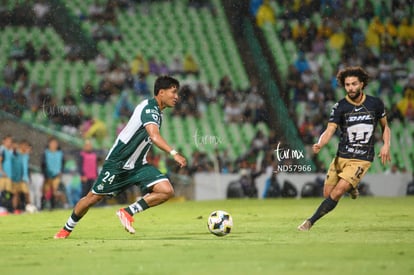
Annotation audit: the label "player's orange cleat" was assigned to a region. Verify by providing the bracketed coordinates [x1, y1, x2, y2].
[116, 208, 135, 234]
[54, 228, 71, 239]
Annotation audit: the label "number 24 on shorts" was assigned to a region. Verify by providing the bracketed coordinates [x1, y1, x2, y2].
[102, 171, 115, 184]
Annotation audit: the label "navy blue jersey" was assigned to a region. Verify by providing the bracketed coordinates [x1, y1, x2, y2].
[328, 94, 386, 162]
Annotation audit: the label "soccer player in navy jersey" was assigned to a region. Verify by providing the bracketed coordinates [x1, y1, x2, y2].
[298, 66, 391, 231]
[54, 76, 187, 238]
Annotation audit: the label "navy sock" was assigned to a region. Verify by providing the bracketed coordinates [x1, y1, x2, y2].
[308, 196, 338, 225]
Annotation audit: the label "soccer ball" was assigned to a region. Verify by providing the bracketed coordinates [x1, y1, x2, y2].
[25, 204, 38, 214]
[207, 210, 233, 237]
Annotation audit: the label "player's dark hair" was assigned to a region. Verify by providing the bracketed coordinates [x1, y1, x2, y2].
[336, 66, 370, 89]
[154, 75, 180, 96]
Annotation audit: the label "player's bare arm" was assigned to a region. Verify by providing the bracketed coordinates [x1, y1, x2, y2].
[145, 123, 187, 167]
[313, 122, 337, 154]
[378, 116, 391, 165]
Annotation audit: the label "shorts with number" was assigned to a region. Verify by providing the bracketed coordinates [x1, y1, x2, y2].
[325, 157, 371, 188]
[12, 181, 29, 194]
[91, 162, 168, 196]
[0, 177, 12, 192]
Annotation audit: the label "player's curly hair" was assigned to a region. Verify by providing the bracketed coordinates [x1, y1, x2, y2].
[336, 66, 370, 89]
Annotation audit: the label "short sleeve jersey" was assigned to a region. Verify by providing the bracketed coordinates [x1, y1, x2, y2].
[0, 145, 14, 177]
[105, 98, 162, 169]
[328, 94, 386, 162]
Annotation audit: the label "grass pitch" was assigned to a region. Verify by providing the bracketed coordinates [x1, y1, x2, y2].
[1, 197, 413, 275]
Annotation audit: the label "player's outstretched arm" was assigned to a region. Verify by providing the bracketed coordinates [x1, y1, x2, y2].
[312, 122, 337, 154]
[378, 117, 391, 165]
[145, 124, 187, 167]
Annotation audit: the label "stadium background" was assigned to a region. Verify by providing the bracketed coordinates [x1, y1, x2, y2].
[0, 0, 413, 208]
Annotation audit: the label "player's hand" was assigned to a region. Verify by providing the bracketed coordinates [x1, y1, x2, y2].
[312, 144, 322, 154]
[378, 145, 391, 165]
[173, 153, 187, 168]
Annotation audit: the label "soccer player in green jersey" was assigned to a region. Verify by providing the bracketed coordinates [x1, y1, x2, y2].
[54, 76, 187, 238]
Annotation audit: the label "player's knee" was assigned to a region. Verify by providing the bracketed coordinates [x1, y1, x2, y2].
[164, 187, 174, 200]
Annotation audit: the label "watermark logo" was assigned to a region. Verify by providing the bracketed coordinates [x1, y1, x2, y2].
[274, 142, 312, 173]
[41, 99, 78, 118]
[193, 129, 223, 148]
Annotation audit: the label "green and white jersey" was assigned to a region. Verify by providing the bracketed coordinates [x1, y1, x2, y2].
[106, 98, 162, 169]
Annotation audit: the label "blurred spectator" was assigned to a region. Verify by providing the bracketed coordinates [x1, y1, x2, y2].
[374, 0, 391, 20]
[33, 0, 50, 27]
[0, 0, 11, 28]
[95, 52, 110, 74]
[224, 99, 243, 123]
[23, 41, 36, 63]
[0, 135, 14, 208]
[393, 51, 409, 81]
[173, 85, 199, 117]
[183, 53, 200, 77]
[113, 90, 134, 119]
[148, 56, 160, 75]
[377, 57, 394, 94]
[80, 81, 96, 104]
[9, 39, 24, 61]
[2, 58, 15, 84]
[77, 139, 99, 198]
[396, 87, 414, 121]
[12, 86, 27, 117]
[299, 116, 316, 145]
[387, 103, 405, 123]
[133, 73, 150, 97]
[365, 17, 383, 49]
[11, 140, 32, 213]
[38, 44, 51, 62]
[328, 26, 347, 52]
[60, 88, 82, 134]
[81, 117, 108, 146]
[0, 82, 14, 113]
[96, 79, 114, 104]
[249, 130, 268, 154]
[317, 18, 333, 40]
[103, 0, 116, 22]
[215, 148, 233, 174]
[249, 0, 263, 17]
[170, 56, 183, 76]
[279, 21, 292, 41]
[256, 0, 275, 27]
[292, 79, 307, 103]
[26, 83, 40, 116]
[294, 51, 310, 74]
[106, 65, 127, 91]
[65, 44, 82, 62]
[291, 19, 307, 46]
[188, 150, 214, 175]
[88, 0, 105, 21]
[41, 137, 66, 210]
[130, 53, 149, 76]
[397, 18, 411, 43]
[12, 0, 34, 26]
[217, 75, 232, 98]
[158, 62, 170, 75]
[363, 48, 380, 78]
